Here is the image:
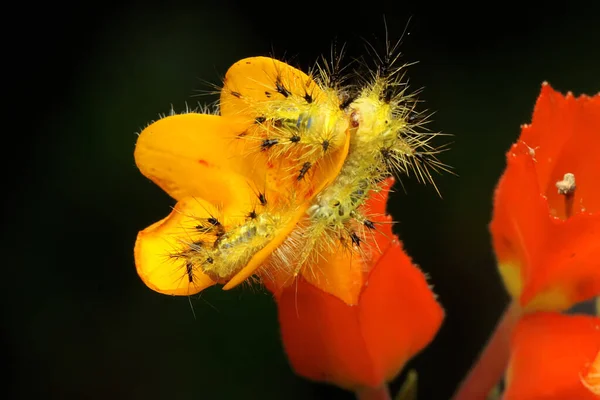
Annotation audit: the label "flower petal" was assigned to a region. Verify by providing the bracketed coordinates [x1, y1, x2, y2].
[296, 179, 396, 304]
[504, 312, 600, 400]
[134, 113, 261, 207]
[491, 142, 548, 301]
[359, 240, 444, 383]
[260, 178, 396, 304]
[220, 56, 324, 122]
[522, 212, 600, 311]
[520, 83, 600, 215]
[134, 197, 221, 295]
[275, 239, 444, 390]
[491, 84, 600, 312]
[492, 141, 600, 311]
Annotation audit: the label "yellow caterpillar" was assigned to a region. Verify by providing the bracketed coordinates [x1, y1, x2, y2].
[134, 43, 448, 296]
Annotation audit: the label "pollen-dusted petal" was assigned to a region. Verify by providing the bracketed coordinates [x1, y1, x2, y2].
[134, 113, 265, 207]
[220, 56, 324, 122]
[134, 197, 222, 296]
[504, 312, 600, 400]
[275, 239, 444, 390]
[520, 83, 600, 215]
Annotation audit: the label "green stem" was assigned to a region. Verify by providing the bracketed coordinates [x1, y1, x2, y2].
[451, 301, 522, 400]
[355, 384, 392, 400]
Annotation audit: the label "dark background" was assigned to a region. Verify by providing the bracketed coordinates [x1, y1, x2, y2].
[4, 1, 599, 399]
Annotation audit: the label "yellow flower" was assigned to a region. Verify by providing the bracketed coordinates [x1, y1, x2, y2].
[133, 57, 351, 295]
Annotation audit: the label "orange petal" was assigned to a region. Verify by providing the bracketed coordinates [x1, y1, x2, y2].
[220, 56, 324, 122]
[490, 87, 600, 312]
[134, 113, 262, 207]
[134, 197, 221, 295]
[297, 179, 396, 304]
[521, 212, 600, 311]
[275, 239, 444, 390]
[520, 83, 600, 215]
[260, 178, 396, 304]
[296, 238, 368, 306]
[505, 312, 600, 400]
[363, 177, 395, 227]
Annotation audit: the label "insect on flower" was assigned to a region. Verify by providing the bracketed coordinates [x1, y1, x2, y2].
[133, 39, 450, 297]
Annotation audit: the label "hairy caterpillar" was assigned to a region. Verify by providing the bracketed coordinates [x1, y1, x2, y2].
[134, 38, 448, 296]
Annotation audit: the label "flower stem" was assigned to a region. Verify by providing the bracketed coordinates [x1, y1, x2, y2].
[355, 384, 392, 400]
[451, 301, 522, 400]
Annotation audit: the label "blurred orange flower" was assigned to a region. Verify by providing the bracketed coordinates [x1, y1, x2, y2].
[490, 83, 600, 312]
[270, 179, 445, 390]
[504, 312, 600, 400]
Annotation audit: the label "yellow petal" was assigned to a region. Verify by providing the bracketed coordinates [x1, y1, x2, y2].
[134, 197, 224, 295]
[134, 113, 264, 209]
[220, 56, 324, 121]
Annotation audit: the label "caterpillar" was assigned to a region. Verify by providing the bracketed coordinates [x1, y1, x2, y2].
[134, 38, 448, 296]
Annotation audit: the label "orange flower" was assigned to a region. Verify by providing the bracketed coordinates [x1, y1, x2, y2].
[504, 312, 600, 400]
[271, 179, 444, 390]
[490, 83, 600, 312]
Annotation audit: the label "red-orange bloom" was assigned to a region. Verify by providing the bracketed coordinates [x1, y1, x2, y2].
[504, 312, 600, 399]
[490, 83, 600, 312]
[270, 180, 445, 390]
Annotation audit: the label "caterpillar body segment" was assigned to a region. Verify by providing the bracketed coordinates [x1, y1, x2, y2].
[135, 186, 307, 295]
[284, 119, 392, 273]
[135, 197, 223, 296]
[353, 47, 451, 189]
[250, 51, 449, 281]
[222, 117, 353, 290]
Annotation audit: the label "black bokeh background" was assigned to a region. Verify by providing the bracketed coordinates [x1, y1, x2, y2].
[5, 2, 600, 399]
